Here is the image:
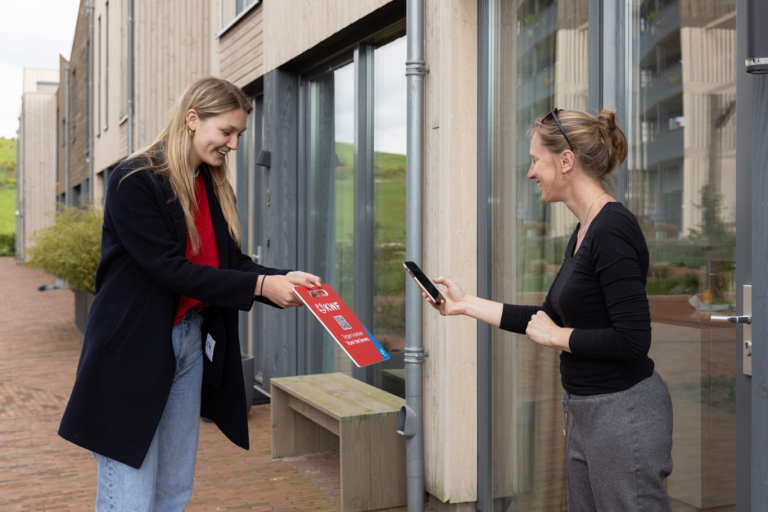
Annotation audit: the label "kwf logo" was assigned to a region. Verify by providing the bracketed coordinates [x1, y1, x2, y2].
[315, 302, 341, 314]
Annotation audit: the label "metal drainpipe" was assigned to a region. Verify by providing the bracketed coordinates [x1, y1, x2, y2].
[402, 0, 427, 510]
[87, 0, 94, 203]
[127, 0, 134, 155]
[65, 62, 70, 208]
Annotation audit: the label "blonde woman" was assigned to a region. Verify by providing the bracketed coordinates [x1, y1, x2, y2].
[425, 109, 673, 511]
[58, 77, 321, 511]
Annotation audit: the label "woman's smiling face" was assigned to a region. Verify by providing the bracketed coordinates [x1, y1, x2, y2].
[187, 108, 248, 170]
[528, 132, 561, 203]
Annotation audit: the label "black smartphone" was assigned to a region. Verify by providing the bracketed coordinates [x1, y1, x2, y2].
[403, 261, 446, 304]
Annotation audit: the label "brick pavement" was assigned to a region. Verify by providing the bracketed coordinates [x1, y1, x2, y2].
[0, 258, 406, 511]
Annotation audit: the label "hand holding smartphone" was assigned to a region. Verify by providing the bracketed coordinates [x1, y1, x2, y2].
[403, 261, 445, 304]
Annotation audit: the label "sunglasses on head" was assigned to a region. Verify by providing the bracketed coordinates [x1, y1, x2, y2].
[543, 108, 574, 152]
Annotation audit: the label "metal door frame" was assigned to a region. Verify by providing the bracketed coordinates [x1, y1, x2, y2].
[477, 0, 757, 510]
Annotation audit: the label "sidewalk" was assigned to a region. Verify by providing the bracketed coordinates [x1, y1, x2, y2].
[0, 257, 406, 511]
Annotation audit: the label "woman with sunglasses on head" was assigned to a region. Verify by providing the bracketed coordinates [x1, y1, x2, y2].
[58, 77, 321, 511]
[423, 108, 673, 511]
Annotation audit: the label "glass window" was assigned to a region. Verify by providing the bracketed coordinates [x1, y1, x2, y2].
[488, 0, 589, 508]
[625, 0, 737, 508]
[236, 0, 257, 15]
[303, 36, 408, 390]
[373, 36, 407, 389]
[307, 62, 356, 376]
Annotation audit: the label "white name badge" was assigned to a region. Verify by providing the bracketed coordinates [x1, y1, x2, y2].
[205, 333, 216, 362]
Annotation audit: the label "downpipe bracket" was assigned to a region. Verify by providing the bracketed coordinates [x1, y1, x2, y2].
[404, 348, 429, 364]
[405, 60, 429, 76]
[397, 405, 418, 438]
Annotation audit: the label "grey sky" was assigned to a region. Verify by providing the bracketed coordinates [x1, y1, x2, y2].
[333, 36, 407, 156]
[0, 1, 80, 139]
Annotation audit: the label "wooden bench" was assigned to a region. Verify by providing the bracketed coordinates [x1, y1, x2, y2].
[271, 372, 407, 512]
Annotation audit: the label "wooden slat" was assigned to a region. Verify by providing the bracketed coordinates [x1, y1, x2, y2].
[369, 416, 407, 509]
[220, 32, 263, 70]
[340, 418, 372, 512]
[270, 384, 295, 458]
[288, 394, 340, 436]
[219, 10, 263, 53]
[221, 44, 264, 81]
[271, 373, 404, 421]
[263, 0, 393, 74]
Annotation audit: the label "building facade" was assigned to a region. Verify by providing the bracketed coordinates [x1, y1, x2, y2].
[15, 68, 59, 258]
[37, 0, 768, 510]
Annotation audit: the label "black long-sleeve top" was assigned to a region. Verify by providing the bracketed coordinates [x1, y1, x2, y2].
[500, 202, 654, 395]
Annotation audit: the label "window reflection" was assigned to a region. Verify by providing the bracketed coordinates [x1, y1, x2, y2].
[374, 36, 408, 395]
[626, 0, 737, 509]
[491, 0, 588, 509]
[308, 63, 355, 376]
[488, 0, 737, 510]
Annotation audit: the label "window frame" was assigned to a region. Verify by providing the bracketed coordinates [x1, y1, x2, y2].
[297, 31, 407, 385]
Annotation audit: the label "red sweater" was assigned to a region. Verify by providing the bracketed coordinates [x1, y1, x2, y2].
[174, 176, 220, 326]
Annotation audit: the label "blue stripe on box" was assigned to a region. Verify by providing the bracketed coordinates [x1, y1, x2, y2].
[365, 326, 390, 361]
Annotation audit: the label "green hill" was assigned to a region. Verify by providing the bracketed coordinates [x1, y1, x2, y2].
[334, 142, 406, 178]
[0, 138, 17, 236]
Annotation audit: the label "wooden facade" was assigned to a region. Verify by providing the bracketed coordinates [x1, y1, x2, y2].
[134, 0, 213, 151]
[423, 0, 479, 504]
[68, 0, 90, 198]
[217, 3, 264, 88]
[18, 69, 59, 253]
[56, 55, 69, 198]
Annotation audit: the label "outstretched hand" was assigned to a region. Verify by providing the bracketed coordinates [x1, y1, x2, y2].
[260, 271, 322, 308]
[422, 276, 467, 316]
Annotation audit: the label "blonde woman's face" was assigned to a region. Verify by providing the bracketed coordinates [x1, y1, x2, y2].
[187, 108, 248, 170]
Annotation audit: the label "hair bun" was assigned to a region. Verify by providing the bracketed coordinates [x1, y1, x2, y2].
[597, 108, 618, 136]
[596, 108, 627, 172]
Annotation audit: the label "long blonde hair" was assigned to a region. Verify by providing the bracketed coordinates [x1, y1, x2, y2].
[125, 77, 252, 254]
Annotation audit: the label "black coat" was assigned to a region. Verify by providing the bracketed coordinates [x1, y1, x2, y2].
[58, 158, 288, 469]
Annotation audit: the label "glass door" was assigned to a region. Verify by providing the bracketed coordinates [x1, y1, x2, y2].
[480, 0, 740, 510]
[625, 1, 737, 509]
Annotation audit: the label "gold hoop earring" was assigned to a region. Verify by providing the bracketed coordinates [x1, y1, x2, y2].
[187, 126, 194, 137]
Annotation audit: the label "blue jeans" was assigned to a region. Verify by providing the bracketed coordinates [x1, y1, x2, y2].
[94, 309, 204, 511]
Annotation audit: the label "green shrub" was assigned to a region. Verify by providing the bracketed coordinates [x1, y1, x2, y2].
[0, 232, 14, 255]
[26, 206, 102, 293]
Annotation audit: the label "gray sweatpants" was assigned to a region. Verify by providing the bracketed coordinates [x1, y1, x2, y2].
[564, 371, 673, 512]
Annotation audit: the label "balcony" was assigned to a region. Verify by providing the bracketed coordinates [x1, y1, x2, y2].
[640, 0, 681, 62]
[642, 63, 683, 112]
[516, 1, 558, 59]
[646, 127, 685, 168]
[516, 70, 556, 110]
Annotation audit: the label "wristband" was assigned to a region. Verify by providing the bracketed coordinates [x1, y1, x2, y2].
[260, 275, 267, 297]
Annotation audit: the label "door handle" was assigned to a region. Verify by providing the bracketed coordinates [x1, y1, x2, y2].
[710, 315, 752, 324]
[252, 245, 262, 264]
[711, 285, 753, 376]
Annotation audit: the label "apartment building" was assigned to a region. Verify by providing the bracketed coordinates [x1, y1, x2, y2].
[15, 68, 59, 257]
